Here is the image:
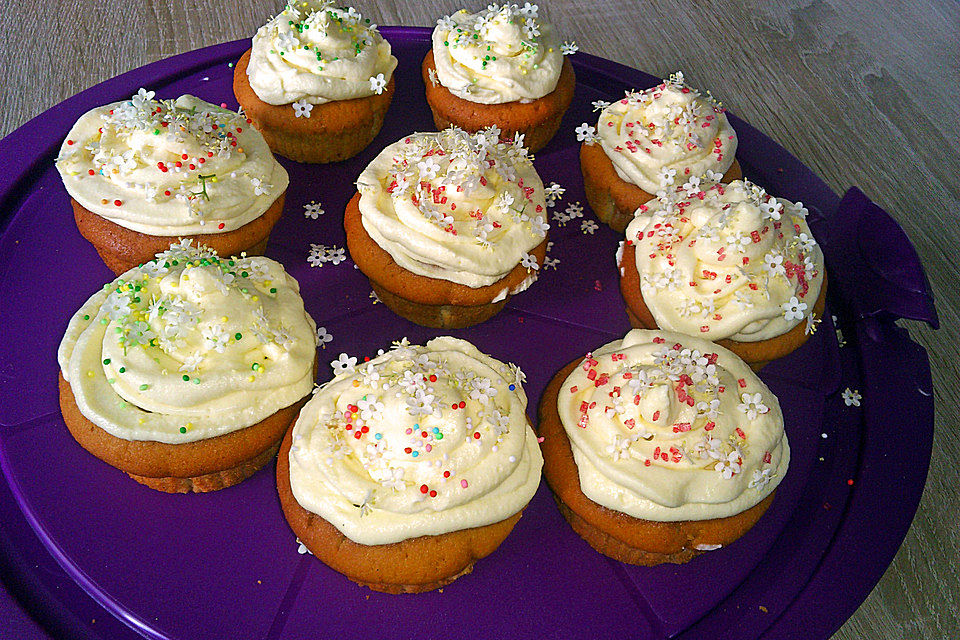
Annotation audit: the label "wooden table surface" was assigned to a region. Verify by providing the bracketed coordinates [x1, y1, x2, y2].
[1, 1, 957, 638]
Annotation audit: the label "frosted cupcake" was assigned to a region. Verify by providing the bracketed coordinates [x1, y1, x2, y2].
[619, 179, 826, 369]
[234, 1, 398, 163]
[346, 126, 549, 328]
[58, 240, 317, 492]
[538, 329, 788, 565]
[423, 3, 576, 152]
[55, 90, 289, 274]
[579, 72, 742, 231]
[277, 336, 543, 593]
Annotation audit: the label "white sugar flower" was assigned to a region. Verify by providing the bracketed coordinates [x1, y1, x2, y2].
[682, 176, 701, 196]
[369, 73, 387, 95]
[518, 2, 539, 18]
[436, 15, 456, 31]
[178, 352, 204, 373]
[696, 398, 721, 419]
[292, 99, 313, 118]
[782, 296, 808, 321]
[737, 392, 769, 420]
[716, 450, 743, 479]
[575, 122, 598, 143]
[326, 247, 347, 265]
[749, 468, 772, 490]
[530, 215, 549, 237]
[131, 88, 155, 109]
[358, 397, 385, 422]
[763, 252, 786, 276]
[523, 21, 541, 39]
[520, 252, 539, 271]
[760, 199, 783, 220]
[791, 201, 809, 218]
[201, 324, 230, 353]
[692, 434, 724, 461]
[581, 220, 598, 235]
[657, 167, 677, 186]
[561, 41, 578, 55]
[331, 353, 358, 376]
[406, 388, 436, 416]
[250, 177, 271, 196]
[470, 377, 498, 403]
[842, 388, 862, 407]
[417, 157, 441, 180]
[565, 201, 584, 218]
[544, 256, 560, 270]
[592, 99, 611, 112]
[316, 326, 333, 348]
[798, 232, 817, 252]
[303, 201, 324, 219]
[704, 169, 724, 182]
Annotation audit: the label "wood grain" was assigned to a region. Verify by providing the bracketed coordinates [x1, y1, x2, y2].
[1, 1, 958, 638]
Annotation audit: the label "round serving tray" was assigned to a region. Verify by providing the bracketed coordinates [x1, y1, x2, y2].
[0, 28, 937, 640]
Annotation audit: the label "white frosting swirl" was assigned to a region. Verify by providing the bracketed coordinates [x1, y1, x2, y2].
[592, 72, 737, 194]
[247, 1, 397, 105]
[58, 240, 317, 444]
[559, 329, 788, 522]
[288, 337, 543, 545]
[356, 127, 548, 288]
[625, 179, 825, 342]
[55, 91, 288, 236]
[431, 4, 563, 104]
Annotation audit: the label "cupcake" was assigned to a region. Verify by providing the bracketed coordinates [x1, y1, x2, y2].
[423, 3, 576, 152]
[619, 179, 826, 369]
[538, 329, 788, 565]
[234, 1, 397, 163]
[57, 240, 318, 493]
[579, 72, 742, 232]
[346, 126, 549, 329]
[278, 336, 543, 593]
[55, 90, 289, 275]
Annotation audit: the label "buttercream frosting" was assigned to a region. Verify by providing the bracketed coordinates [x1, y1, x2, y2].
[356, 127, 548, 288]
[558, 329, 789, 522]
[55, 91, 288, 236]
[431, 4, 564, 104]
[288, 336, 543, 545]
[58, 240, 317, 444]
[246, 1, 397, 106]
[583, 72, 737, 194]
[624, 179, 825, 342]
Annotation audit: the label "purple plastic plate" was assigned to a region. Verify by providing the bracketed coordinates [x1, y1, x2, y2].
[0, 28, 937, 640]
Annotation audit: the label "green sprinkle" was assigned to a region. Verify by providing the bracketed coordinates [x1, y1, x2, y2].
[269, 287, 277, 294]
[182, 375, 190, 381]
[139, 384, 149, 391]
[118, 367, 126, 373]
[235, 333, 243, 340]
[252, 363, 259, 371]
[179, 426, 187, 433]
[102, 358, 110, 365]
[83, 314, 90, 320]
[107, 378, 115, 384]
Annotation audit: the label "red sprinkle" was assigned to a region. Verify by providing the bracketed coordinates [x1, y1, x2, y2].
[420, 485, 428, 494]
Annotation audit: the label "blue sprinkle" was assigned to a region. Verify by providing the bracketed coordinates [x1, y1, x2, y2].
[411, 451, 419, 457]
[508, 384, 516, 391]
[374, 433, 382, 440]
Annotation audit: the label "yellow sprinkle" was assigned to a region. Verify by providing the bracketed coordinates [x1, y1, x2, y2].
[138, 418, 145, 424]
[211, 177, 218, 183]
[221, 316, 229, 323]
[248, 375, 256, 382]
[251, 295, 259, 302]
[183, 275, 190, 281]
[86, 370, 94, 378]
[186, 422, 193, 428]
